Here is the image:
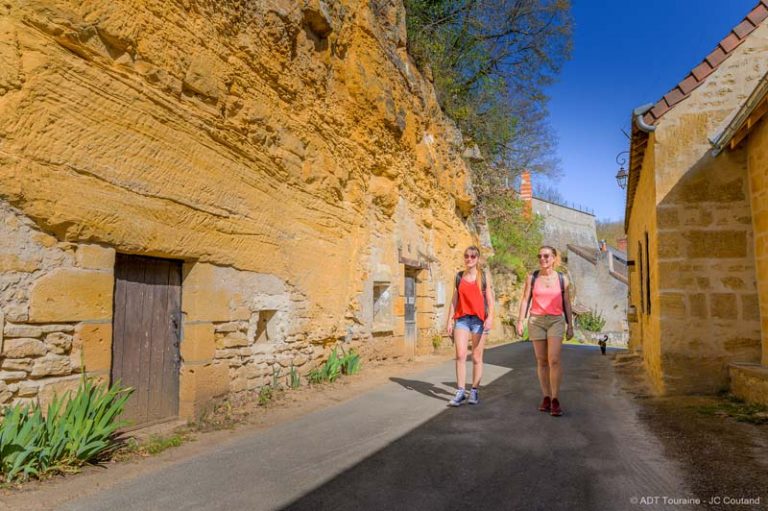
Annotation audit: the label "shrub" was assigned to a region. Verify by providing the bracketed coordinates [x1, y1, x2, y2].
[340, 348, 361, 376]
[288, 366, 301, 390]
[578, 309, 606, 332]
[0, 378, 132, 482]
[432, 334, 442, 350]
[257, 385, 273, 407]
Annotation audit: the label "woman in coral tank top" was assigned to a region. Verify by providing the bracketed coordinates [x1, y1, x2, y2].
[444, 246, 494, 407]
[516, 246, 573, 416]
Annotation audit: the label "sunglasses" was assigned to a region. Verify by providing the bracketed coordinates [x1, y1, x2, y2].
[464, 254, 478, 260]
[537, 254, 551, 259]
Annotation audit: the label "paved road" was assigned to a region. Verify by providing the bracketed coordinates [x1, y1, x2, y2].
[60, 343, 689, 511]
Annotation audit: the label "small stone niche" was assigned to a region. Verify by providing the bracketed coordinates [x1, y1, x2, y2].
[254, 310, 277, 343]
[372, 282, 393, 332]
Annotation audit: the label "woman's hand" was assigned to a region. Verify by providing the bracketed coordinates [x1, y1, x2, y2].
[483, 318, 492, 333]
[566, 324, 574, 340]
[445, 322, 454, 337]
[516, 319, 524, 337]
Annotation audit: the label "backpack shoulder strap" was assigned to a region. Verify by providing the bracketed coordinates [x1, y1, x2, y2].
[557, 271, 569, 324]
[525, 270, 540, 316]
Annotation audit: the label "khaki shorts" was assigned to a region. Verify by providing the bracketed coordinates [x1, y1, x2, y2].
[528, 315, 565, 341]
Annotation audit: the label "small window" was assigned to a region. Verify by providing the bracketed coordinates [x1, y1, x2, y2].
[373, 282, 393, 331]
[255, 310, 277, 343]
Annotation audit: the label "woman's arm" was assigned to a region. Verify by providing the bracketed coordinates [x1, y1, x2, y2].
[516, 274, 532, 335]
[445, 283, 458, 335]
[483, 272, 495, 330]
[563, 275, 574, 339]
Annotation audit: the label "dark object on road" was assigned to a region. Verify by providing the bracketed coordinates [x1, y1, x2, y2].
[598, 335, 608, 355]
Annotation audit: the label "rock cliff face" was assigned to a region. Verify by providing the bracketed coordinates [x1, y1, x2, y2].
[0, 0, 481, 416]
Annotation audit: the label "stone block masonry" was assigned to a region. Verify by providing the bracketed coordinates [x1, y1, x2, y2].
[0, 1, 483, 419]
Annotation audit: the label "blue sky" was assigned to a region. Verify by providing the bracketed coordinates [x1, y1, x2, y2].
[543, 0, 757, 222]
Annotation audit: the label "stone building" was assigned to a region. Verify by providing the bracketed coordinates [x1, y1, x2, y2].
[625, 1, 768, 400]
[0, 1, 485, 425]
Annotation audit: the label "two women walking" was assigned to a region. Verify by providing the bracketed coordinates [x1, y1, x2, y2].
[444, 244, 572, 415]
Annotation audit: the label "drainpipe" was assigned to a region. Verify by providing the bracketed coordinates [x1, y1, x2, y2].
[633, 103, 657, 133]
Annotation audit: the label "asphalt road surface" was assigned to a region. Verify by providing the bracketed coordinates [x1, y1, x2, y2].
[60, 343, 689, 511]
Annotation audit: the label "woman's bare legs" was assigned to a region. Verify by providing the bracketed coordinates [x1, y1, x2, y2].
[454, 328, 470, 389]
[547, 336, 563, 399]
[532, 339, 551, 397]
[471, 332, 485, 388]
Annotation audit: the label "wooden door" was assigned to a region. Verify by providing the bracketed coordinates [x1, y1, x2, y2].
[404, 271, 417, 349]
[112, 254, 181, 427]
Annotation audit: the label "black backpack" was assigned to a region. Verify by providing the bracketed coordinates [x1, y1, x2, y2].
[526, 270, 569, 324]
[455, 270, 489, 317]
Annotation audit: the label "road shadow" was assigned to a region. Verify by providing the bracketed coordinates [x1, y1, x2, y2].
[282, 343, 684, 511]
[389, 377, 454, 401]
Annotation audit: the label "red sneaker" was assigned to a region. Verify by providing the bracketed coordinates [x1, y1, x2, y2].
[550, 398, 563, 417]
[538, 396, 551, 412]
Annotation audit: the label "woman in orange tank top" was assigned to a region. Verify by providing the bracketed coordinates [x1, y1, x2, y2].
[516, 246, 573, 417]
[444, 245, 494, 407]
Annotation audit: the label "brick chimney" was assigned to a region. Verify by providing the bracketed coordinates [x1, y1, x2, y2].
[520, 171, 532, 218]
[617, 236, 627, 253]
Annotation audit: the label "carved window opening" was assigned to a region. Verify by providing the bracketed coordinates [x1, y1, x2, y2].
[373, 282, 393, 332]
[255, 310, 277, 343]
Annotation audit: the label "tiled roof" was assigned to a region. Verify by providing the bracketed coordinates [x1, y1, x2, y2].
[642, 0, 768, 126]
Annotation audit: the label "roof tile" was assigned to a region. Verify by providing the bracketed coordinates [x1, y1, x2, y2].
[733, 19, 757, 38]
[650, 99, 670, 119]
[747, 3, 768, 24]
[719, 33, 741, 52]
[664, 87, 686, 106]
[691, 61, 714, 82]
[706, 47, 727, 67]
[678, 75, 699, 95]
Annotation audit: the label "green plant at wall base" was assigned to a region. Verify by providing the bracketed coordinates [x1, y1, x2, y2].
[257, 385, 273, 407]
[340, 348, 361, 376]
[322, 348, 343, 383]
[288, 366, 301, 390]
[0, 378, 132, 482]
[432, 335, 442, 350]
[271, 367, 282, 391]
[307, 368, 324, 385]
[577, 309, 606, 332]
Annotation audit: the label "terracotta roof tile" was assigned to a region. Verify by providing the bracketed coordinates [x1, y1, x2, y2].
[650, 99, 670, 119]
[733, 19, 757, 38]
[747, 3, 768, 25]
[639, 1, 766, 125]
[678, 75, 698, 95]
[691, 61, 715, 82]
[664, 87, 686, 107]
[706, 47, 727, 67]
[719, 33, 741, 52]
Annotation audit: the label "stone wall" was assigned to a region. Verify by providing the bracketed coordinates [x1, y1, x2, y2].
[0, 0, 482, 418]
[532, 198, 597, 254]
[628, 20, 768, 395]
[746, 116, 768, 366]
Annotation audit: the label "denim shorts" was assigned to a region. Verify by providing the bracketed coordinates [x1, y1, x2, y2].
[455, 315, 485, 334]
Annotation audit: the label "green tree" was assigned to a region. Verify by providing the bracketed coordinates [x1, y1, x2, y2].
[485, 193, 543, 279]
[405, 0, 572, 196]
